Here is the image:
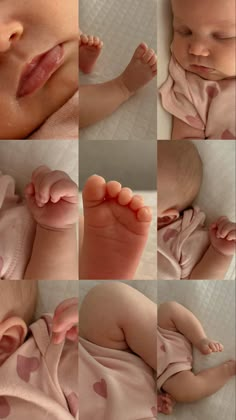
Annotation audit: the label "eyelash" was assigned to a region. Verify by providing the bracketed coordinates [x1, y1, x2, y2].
[175, 30, 234, 41]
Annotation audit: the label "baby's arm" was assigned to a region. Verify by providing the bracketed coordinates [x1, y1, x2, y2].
[172, 117, 205, 140]
[79, 282, 157, 370]
[24, 166, 78, 280]
[190, 217, 235, 280]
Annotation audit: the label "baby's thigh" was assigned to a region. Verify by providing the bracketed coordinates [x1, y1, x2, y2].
[162, 370, 196, 402]
[79, 282, 134, 350]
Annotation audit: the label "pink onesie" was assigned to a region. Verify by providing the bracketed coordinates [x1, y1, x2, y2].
[79, 337, 157, 420]
[159, 55, 236, 139]
[157, 326, 192, 391]
[0, 172, 35, 280]
[28, 91, 78, 140]
[158, 206, 209, 280]
[0, 316, 78, 420]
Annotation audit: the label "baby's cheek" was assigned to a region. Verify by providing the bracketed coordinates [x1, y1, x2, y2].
[215, 43, 236, 76]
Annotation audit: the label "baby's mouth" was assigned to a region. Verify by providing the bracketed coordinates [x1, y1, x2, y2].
[17, 44, 64, 98]
[189, 64, 214, 73]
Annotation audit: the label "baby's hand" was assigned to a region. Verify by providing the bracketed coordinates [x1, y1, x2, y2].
[209, 216, 236, 256]
[52, 298, 78, 344]
[25, 166, 78, 230]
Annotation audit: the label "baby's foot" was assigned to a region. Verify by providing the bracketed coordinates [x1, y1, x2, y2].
[198, 338, 224, 355]
[80, 175, 152, 279]
[158, 393, 176, 415]
[117, 43, 157, 96]
[79, 33, 103, 74]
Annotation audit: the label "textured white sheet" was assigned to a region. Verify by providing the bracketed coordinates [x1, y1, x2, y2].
[0, 140, 78, 194]
[157, 0, 172, 140]
[192, 141, 236, 280]
[79, 190, 157, 280]
[80, 0, 157, 140]
[158, 281, 236, 420]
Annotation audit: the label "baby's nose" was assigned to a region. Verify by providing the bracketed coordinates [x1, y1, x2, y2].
[0, 21, 23, 53]
[188, 41, 210, 57]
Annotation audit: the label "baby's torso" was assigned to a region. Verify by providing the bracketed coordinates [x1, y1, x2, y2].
[0, 316, 78, 420]
[158, 206, 209, 280]
[79, 337, 156, 420]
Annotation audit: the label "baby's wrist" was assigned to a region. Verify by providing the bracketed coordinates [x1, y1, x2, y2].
[210, 242, 234, 258]
[36, 223, 76, 234]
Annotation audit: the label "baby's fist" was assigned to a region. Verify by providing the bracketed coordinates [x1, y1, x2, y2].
[209, 216, 236, 256]
[25, 166, 78, 230]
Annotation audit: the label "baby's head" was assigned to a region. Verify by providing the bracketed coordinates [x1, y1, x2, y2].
[0, 0, 78, 139]
[171, 0, 236, 80]
[158, 141, 202, 228]
[0, 280, 37, 365]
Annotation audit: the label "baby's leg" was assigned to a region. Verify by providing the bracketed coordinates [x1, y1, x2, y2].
[158, 301, 223, 354]
[162, 361, 236, 403]
[80, 43, 157, 129]
[79, 282, 157, 370]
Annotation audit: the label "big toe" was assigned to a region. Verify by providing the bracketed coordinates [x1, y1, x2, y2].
[83, 175, 106, 205]
[133, 42, 148, 59]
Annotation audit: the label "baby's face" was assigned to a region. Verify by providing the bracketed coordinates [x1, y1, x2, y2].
[0, 0, 78, 139]
[171, 0, 236, 80]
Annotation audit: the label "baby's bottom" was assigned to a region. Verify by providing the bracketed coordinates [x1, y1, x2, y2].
[79, 282, 156, 370]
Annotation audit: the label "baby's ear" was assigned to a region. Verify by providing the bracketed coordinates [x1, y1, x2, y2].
[0, 317, 27, 365]
[158, 208, 179, 227]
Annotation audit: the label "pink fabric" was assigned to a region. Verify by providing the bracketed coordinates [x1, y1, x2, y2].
[0, 316, 78, 419]
[159, 56, 236, 139]
[158, 206, 209, 280]
[28, 91, 78, 140]
[157, 326, 192, 391]
[79, 337, 157, 420]
[0, 172, 35, 280]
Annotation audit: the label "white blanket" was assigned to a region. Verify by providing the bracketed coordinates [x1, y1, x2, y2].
[158, 280, 236, 419]
[80, 0, 157, 140]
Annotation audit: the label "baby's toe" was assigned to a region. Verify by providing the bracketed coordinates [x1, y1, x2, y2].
[141, 48, 155, 64]
[87, 35, 94, 46]
[137, 206, 152, 223]
[106, 180, 122, 198]
[133, 42, 147, 59]
[117, 187, 133, 206]
[83, 175, 106, 205]
[129, 195, 144, 211]
[81, 34, 88, 44]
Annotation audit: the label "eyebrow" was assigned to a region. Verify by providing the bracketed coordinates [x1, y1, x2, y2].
[174, 17, 236, 28]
